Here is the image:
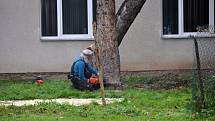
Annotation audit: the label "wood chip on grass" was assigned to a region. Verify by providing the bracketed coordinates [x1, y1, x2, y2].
[0, 98, 124, 106]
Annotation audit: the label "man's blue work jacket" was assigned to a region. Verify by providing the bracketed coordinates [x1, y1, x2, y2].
[72, 58, 98, 81]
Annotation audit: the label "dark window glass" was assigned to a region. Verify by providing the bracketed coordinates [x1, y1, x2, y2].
[163, 0, 178, 35]
[184, 0, 209, 32]
[41, 0, 57, 36]
[93, 0, 96, 22]
[62, 0, 88, 34]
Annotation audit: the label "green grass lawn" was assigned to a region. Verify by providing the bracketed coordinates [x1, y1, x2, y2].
[0, 79, 215, 121]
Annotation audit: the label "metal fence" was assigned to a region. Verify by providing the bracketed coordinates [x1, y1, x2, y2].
[192, 28, 215, 112]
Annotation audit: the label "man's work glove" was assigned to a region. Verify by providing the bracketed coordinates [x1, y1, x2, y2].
[88, 76, 99, 84]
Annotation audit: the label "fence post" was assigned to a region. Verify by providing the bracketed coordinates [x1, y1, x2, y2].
[193, 37, 205, 109]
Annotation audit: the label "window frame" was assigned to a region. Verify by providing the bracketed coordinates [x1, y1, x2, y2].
[41, 0, 94, 41]
[162, 0, 215, 38]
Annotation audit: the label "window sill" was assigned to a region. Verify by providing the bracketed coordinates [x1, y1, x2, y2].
[162, 33, 215, 39]
[40, 35, 94, 41]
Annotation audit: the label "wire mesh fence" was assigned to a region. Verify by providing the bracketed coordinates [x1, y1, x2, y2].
[192, 26, 215, 112]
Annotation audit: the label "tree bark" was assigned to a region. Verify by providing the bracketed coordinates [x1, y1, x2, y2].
[116, 0, 147, 46]
[96, 0, 121, 89]
[94, 0, 147, 89]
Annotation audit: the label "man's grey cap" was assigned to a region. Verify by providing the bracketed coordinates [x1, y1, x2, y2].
[82, 49, 93, 56]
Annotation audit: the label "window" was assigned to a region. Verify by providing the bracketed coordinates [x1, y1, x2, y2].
[162, 0, 214, 38]
[41, 0, 96, 40]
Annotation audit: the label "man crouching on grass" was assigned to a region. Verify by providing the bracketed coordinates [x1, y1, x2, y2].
[69, 49, 100, 91]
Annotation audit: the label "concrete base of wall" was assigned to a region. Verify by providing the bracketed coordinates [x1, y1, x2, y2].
[0, 69, 193, 81]
[0, 72, 69, 81]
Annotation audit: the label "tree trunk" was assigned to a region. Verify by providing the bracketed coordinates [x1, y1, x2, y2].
[95, 0, 147, 89]
[96, 0, 121, 89]
[116, 0, 147, 46]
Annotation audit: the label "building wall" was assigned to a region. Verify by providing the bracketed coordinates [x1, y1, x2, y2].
[0, 0, 94, 73]
[0, 0, 193, 73]
[118, 0, 193, 71]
